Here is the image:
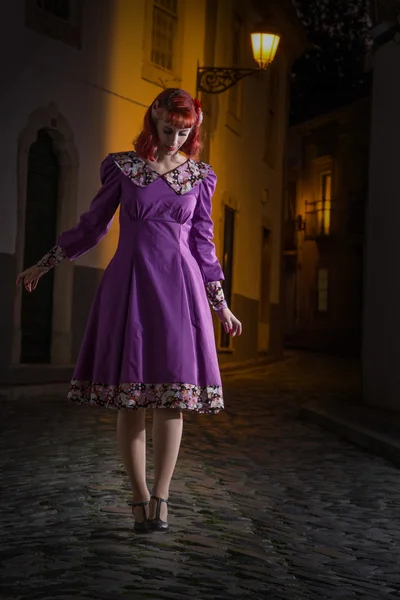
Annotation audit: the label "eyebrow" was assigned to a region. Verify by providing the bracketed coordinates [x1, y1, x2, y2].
[163, 126, 190, 131]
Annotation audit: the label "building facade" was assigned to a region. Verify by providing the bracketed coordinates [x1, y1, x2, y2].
[283, 98, 370, 355]
[363, 0, 400, 409]
[0, 0, 305, 384]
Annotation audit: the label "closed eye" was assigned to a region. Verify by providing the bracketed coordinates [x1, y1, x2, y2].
[163, 129, 190, 136]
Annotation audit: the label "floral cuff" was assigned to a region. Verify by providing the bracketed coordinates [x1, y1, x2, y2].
[205, 281, 228, 311]
[36, 244, 67, 272]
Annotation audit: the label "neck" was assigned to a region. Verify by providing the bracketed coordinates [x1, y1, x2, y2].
[153, 152, 182, 165]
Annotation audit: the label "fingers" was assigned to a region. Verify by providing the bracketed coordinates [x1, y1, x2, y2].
[230, 319, 242, 337]
[24, 275, 33, 291]
[16, 269, 41, 292]
[235, 319, 242, 336]
[222, 318, 242, 336]
[25, 274, 40, 292]
[16, 274, 31, 288]
[16, 270, 28, 286]
[24, 277, 32, 293]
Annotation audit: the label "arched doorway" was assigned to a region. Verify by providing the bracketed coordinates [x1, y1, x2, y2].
[20, 129, 59, 363]
[14, 104, 79, 367]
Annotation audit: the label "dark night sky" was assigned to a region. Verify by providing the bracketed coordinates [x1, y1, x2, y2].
[290, 0, 372, 124]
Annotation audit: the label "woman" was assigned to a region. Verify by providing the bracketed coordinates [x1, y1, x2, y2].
[16, 88, 242, 533]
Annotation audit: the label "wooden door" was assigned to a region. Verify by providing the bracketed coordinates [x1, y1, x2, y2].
[220, 206, 235, 349]
[20, 129, 59, 363]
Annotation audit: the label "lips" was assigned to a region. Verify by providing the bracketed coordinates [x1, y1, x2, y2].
[165, 145, 176, 151]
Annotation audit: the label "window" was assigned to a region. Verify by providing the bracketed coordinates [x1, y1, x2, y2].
[143, 0, 182, 86]
[151, 0, 178, 71]
[220, 207, 235, 349]
[317, 267, 329, 312]
[305, 170, 333, 238]
[25, 0, 82, 48]
[317, 172, 332, 235]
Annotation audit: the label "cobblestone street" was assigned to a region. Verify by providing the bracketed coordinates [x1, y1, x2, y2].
[1, 352, 400, 600]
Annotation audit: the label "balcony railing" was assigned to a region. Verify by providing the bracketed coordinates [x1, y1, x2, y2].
[304, 199, 333, 240]
[302, 197, 365, 241]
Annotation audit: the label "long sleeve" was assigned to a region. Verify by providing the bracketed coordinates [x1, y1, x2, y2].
[59, 154, 121, 260]
[36, 244, 67, 271]
[205, 280, 228, 311]
[189, 169, 228, 310]
[39, 155, 121, 269]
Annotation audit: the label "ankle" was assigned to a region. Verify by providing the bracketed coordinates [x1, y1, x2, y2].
[151, 487, 169, 501]
[132, 490, 150, 504]
[132, 501, 149, 525]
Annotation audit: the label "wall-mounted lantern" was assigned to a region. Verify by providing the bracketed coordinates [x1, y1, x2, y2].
[196, 26, 280, 95]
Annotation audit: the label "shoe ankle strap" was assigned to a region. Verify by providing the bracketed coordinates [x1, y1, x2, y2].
[150, 495, 168, 521]
[150, 495, 168, 504]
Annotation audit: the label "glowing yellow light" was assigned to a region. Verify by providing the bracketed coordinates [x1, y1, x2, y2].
[251, 32, 280, 69]
[317, 173, 332, 235]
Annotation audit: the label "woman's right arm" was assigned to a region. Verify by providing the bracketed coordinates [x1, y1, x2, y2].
[16, 155, 121, 291]
[52, 154, 121, 262]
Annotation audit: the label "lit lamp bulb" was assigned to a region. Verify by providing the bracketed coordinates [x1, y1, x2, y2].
[251, 32, 280, 69]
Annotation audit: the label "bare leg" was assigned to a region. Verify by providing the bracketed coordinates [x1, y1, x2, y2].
[150, 408, 183, 520]
[116, 408, 150, 521]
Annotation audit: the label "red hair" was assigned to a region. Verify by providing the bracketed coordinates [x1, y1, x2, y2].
[134, 88, 203, 161]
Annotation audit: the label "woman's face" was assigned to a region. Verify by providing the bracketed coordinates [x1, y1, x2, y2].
[156, 119, 192, 156]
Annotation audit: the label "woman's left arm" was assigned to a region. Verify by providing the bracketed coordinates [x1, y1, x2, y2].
[189, 169, 242, 336]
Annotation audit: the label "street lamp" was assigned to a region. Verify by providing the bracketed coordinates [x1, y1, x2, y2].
[196, 27, 280, 95]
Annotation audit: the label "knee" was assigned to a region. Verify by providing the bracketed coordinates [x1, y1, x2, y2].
[118, 407, 146, 425]
[154, 407, 183, 420]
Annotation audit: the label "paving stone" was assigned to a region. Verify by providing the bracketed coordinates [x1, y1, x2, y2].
[1, 352, 400, 599]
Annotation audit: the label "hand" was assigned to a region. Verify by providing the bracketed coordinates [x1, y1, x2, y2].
[215, 307, 242, 337]
[16, 265, 47, 293]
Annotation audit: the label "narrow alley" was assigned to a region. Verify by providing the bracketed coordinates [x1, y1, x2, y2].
[1, 353, 398, 600]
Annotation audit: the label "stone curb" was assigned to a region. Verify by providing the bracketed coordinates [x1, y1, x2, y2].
[219, 354, 288, 376]
[0, 381, 70, 402]
[0, 355, 290, 401]
[300, 401, 400, 468]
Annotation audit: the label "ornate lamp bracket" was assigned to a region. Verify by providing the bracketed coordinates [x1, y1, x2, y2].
[196, 67, 260, 95]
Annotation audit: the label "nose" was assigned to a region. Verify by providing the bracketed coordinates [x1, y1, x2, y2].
[168, 133, 179, 147]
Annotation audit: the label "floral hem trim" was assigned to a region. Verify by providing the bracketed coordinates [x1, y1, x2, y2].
[67, 380, 224, 414]
[36, 244, 67, 271]
[205, 281, 228, 311]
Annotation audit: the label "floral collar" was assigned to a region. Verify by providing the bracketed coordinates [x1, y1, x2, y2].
[110, 151, 211, 195]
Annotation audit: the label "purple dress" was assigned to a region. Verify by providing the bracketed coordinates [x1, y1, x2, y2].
[38, 152, 227, 413]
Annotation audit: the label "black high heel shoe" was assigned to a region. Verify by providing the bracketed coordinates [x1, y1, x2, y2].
[148, 495, 169, 532]
[132, 500, 150, 533]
